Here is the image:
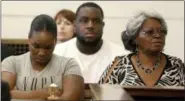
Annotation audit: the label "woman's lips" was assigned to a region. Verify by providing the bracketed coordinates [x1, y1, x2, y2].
[152, 41, 163, 47]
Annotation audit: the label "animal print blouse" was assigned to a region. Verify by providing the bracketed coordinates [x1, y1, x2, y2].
[99, 53, 184, 86]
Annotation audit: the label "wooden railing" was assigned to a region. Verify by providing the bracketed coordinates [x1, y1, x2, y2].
[89, 84, 184, 101]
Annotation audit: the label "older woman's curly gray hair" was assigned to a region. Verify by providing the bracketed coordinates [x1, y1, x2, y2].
[121, 11, 168, 52]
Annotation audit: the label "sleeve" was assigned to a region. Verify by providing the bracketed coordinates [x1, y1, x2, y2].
[98, 63, 112, 84]
[99, 56, 125, 84]
[63, 58, 82, 77]
[1, 56, 16, 74]
[173, 57, 185, 86]
[98, 56, 120, 84]
[178, 59, 184, 86]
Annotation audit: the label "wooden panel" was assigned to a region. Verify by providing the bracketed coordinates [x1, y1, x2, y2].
[89, 84, 184, 101]
[123, 86, 184, 97]
[2, 39, 28, 44]
[1, 39, 29, 55]
[89, 84, 134, 100]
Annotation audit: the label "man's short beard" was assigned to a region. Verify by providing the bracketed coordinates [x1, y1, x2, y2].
[76, 35, 102, 46]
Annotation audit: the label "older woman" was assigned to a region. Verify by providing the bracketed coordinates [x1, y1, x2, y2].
[54, 9, 76, 43]
[2, 14, 84, 100]
[99, 11, 184, 87]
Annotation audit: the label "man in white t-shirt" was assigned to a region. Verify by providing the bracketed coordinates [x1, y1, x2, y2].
[54, 2, 129, 83]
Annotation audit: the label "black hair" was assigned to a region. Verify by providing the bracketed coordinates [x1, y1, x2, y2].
[76, 2, 104, 19]
[28, 14, 57, 39]
[1, 80, 11, 101]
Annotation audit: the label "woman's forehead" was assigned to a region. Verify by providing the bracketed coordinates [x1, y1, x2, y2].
[142, 18, 162, 28]
[56, 15, 70, 22]
[31, 31, 55, 41]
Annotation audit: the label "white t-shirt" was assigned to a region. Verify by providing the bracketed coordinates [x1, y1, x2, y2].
[54, 38, 129, 83]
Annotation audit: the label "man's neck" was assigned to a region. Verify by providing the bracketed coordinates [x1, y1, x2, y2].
[76, 39, 103, 55]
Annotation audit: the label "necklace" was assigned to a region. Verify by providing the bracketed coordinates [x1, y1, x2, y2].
[136, 53, 161, 74]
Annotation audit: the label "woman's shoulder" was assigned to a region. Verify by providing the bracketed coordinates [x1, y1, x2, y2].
[112, 53, 134, 67]
[164, 53, 184, 68]
[53, 54, 72, 60]
[2, 52, 29, 63]
[52, 54, 77, 65]
[52, 54, 82, 77]
[116, 53, 134, 60]
[164, 53, 184, 63]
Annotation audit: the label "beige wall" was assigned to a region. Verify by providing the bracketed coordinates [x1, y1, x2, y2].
[2, 1, 184, 61]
